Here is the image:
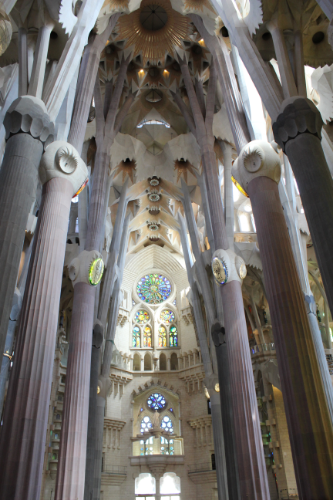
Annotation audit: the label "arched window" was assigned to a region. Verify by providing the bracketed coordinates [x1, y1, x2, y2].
[161, 416, 173, 434]
[159, 325, 167, 347]
[141, 416, 152, 433]
[144, 353, 152, 371]
[159, 353, 167, 370]
[170, 353, 178, 370]
[133, 326, 141, 347]
[143, 325, 152, 347]
[132, 309, 151, 348]
[133, 353, 141, 371]
[169, 325, 178, 347]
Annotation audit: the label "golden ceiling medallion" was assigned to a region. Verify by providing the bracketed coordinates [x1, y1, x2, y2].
[116, 0, 192, 64]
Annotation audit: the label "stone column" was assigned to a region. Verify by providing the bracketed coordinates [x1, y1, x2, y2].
[55, 248, 103, 500]
[211, 324, 240, 500]
[92, 395, 106, 500]
[233, 139, 333, 499]
[273, 97, 333, 316]
[220, 140, 235, 249]
[0, 141, 87, 500]
[84, 325, 103, 500]
[0, 96, 54, 376]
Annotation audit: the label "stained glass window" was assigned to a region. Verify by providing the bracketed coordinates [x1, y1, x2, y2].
[161, 416, 173, 433]
[159, 325, 167, 347]
[169, 325, 178, 347]
[147, 393, 166, 410]
[135, 310, 150, 324]
[143, 325, 152, 348]
[141, 416, 153, 433]
[137, 274, 171, 304]
[160, 310, 175, 324]
[133, 325, 141, 347]
[161, 437, 174, 455]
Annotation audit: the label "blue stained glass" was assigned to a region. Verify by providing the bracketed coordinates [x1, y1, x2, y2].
[147, 393, 166, 410]
[136, 274, 171, 304]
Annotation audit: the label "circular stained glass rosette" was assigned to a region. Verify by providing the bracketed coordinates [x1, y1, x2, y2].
[147, 393, 166, 411]
[160, 310, 175, 324]
[134, 310, 150, 324]
[137, 274, 171, 304]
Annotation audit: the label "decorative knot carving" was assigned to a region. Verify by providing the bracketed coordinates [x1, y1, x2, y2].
[273, 97, 323, 151]
[4, 96, 54, 145]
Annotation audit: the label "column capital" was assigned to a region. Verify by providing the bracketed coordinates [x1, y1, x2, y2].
[4, 95, 54, 145]
[273, 97, 323, 151]
[232, 140, 281, 194]
[211, 248, 247, 286]
[39, 140, 88, 196]
[69, 250, 104, 287]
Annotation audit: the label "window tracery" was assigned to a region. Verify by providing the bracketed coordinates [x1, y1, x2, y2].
[132, 309, 152, 348]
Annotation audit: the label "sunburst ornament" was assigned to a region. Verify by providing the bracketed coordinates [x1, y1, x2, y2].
[116, 0, 192, 64]
[113, 158, 137, 182]
[182, 0, 215, 13]
[174, 158, 197, 182]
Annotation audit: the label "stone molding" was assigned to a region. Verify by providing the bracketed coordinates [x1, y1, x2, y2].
[39, 140, 88, 195]
[272, 97, 323, 151]
[4, 96, 54, 145]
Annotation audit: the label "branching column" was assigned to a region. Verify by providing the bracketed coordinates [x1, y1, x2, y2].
[233, 140, 333, 500]
[176, 55, 269, 500]
[56, 58, 131, 500]
[0, 141, 87, 500]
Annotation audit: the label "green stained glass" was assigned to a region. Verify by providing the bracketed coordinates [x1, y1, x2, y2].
[137, 274, 171, 304]
[169, 325, 178, 347]
[160, 310, 175, 324]
[133, 325, 140, 347]
[134, 310, 150, 324]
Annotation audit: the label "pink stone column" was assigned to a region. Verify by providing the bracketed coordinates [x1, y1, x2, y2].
[0, 177, 74, 500]
[248, 176, 333, 499]
[55, 282, 96, 500]
[221, 281, 270, 499]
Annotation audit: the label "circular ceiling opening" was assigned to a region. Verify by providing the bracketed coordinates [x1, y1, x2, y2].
[140, 4, 168, 31]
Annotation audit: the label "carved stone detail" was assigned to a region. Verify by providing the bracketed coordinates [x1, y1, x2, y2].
[273, 97, 323, 151]
[4, 96, 54, 145]
[39, 140, 88, 195]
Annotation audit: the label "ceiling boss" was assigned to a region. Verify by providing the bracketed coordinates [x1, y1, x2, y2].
[116, 0, 192, 65]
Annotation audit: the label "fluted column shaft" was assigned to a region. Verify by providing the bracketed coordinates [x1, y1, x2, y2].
[248, 176, 333, 499]
[215, 341, 240, 500]
[0, 177, 73, 500]
[93, 396, 106, 500]
[55, 282, 95, 500]
[84, 343, 101, 500]
[273, 99, 333, 316]
[0, 133, 43, 375]
[221, 281, 269, 499]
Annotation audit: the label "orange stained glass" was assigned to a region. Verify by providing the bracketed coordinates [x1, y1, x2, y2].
[159, 325, 167, 347]
[143, 325, 152, 347]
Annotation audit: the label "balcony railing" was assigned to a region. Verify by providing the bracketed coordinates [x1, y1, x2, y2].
[102, 465, 127, 475]
[250, 343, 276, 356]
